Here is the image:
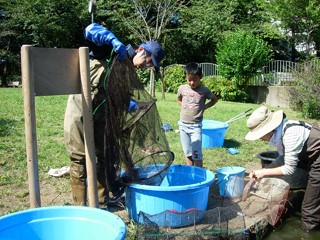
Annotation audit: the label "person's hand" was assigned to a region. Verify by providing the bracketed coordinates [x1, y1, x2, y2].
[128, 100, 139, 113]
[111, 38, 126, 61]
[249, 171, 256, 179]
[249, 169, 264, 179]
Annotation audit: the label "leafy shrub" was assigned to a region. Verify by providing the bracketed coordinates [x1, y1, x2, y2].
[163, 65, 185, 93]
[289, 64, 320, 119]
[163, 65, 249, 102]
[136, 68, 151, 86]
[216, 30, 272, 85]
[202, 76, 249, 102]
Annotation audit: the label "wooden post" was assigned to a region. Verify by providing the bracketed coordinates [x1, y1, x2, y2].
[79, 47, 99, 208]
[149, 68, 155, 97]
[21, 45, 99, 209]
[160, 67, 165, 99]
[21, 45, 41, 208]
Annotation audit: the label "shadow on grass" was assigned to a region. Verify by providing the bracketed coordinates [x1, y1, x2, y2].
[0, 118, 18, 137]
[223, 138, 241, 148]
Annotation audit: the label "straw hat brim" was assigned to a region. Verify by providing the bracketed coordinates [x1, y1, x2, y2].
[245, 110, 283, 141]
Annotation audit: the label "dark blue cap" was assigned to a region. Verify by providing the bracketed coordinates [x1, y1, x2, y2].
[140, 41, 165, 71]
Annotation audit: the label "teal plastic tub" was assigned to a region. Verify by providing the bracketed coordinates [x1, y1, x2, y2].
[0, 206, 126, 240]
[216, 166, 245, 198]
[125, 164, 215, 227]
[202, 119, 229, 148]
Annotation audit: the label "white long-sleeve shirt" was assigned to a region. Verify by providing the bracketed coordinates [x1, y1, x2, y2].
[273, 119, 311, 175]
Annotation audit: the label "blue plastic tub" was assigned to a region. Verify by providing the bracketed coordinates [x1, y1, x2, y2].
[202, 120, 229, 148]
[216, 166, 245, 198]
[0, 206, 126, 240]
[125, 164, 215, 227]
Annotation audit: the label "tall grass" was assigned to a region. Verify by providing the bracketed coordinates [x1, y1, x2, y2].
[0, 88, 318, 217]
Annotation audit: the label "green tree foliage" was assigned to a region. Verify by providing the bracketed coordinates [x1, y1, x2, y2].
[1, 0, 319, 86]
[267, 0, 320, 59]
[112, 0, 186, 42]
[216, 30, 272, 84]
[109, 0, 188, 97]
[91, 1, 136, 44]
[178, 0, 232, 63]
[307, 0, 320, 58]
[175, 0, 274, 64]
[0, 0, 87, 84]
[289, 62, 320, 119]
[3, 0, 87, 48]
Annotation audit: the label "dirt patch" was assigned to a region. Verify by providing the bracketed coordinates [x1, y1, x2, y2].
[0, 175, 71, 216]
[0, 162, 262, 217]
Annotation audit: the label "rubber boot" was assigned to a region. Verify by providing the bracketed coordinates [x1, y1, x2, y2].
[70, 160, 87, 206]
[96, 162, 109, 206]
[97, 181, 108, 207]
[71, 185, 87, 206]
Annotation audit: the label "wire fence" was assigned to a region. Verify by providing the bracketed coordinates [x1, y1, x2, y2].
[164, 63, 219, 78]
[164, 59, 320, 86]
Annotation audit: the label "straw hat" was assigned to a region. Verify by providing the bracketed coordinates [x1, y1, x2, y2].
[245, 106, 283, 141]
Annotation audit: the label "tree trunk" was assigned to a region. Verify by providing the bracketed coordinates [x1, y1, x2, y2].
[160, 67, 165, 99]
[149, 68, 155, 97]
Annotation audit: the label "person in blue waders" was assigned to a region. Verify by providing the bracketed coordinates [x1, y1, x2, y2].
[64, 22, 165, 207]
[246, 106, 320, 232]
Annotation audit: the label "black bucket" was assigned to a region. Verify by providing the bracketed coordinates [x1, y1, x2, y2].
[257, 151, 279, 168]
[257, 151, 308, 189]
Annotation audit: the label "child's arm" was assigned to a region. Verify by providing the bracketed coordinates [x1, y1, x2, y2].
[204, 94, 218, 110]
[177, 96, 182, 106]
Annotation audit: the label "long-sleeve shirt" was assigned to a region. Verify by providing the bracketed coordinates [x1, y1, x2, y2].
[273, 119, 311, 175]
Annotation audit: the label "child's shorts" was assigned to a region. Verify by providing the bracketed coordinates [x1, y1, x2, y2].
[178, 121, 203, 160]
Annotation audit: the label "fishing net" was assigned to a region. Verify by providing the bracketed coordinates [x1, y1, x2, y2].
[241, 178, 290, 226]
[136, 177, 290, 239]
[137, 207, 249, 239]
[102, 56, 174, 194]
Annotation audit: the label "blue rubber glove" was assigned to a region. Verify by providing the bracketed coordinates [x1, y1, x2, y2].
[85, 23, 126, 61]
[110, 38, 126, 61]
[128, 100, 139, 113]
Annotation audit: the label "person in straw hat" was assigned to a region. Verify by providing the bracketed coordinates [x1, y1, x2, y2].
[245, 105, 320, 232]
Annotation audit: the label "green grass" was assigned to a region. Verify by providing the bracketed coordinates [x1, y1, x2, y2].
[0, 87, 319, 223]
[155, 91, 304, 169]
[0, 88, 70, 215]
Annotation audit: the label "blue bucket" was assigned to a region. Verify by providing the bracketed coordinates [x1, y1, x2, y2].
[0, 206, 126, 240]
[125, 164, 215, 227]
[216, 166, 245, 198]
[202, 120, 229, 148]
